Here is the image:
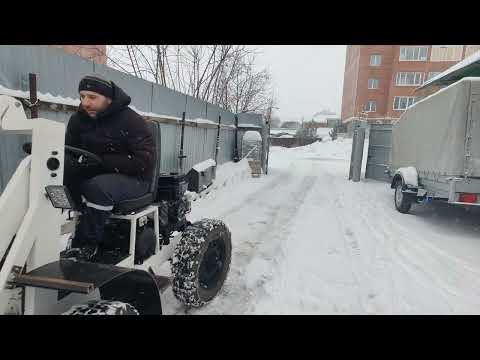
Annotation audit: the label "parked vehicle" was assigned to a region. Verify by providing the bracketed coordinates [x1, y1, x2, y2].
[388, 77, 480, 213]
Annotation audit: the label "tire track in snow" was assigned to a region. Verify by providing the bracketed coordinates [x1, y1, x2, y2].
[191, 174, 319, 314]
[318, 168, 383, 314]
[333, 172, 480, 313]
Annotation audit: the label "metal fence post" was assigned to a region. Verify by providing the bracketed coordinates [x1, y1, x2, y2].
[352, 125, 366, 182]
[349, 119, 366, 182]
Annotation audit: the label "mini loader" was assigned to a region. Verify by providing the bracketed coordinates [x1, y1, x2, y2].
[0, 95, 232, 315]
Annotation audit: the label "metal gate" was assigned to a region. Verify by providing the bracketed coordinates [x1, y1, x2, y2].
[365, 124, 392, 182]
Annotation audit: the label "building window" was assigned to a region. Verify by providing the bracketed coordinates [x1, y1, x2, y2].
[370, 54, 382, 66]
[465, 45, 480, 58]
[425, 72, 441, 82]
[396, 72, 423, 86]
[430, 45, 463, 62]
[399, 46, 428, 61]
[393, 96, 417, 110]
[364, 100, 377, 112]
[368, 78, 379, 89]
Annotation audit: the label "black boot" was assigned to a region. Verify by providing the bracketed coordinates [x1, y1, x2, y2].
[61, 205, 110, 262]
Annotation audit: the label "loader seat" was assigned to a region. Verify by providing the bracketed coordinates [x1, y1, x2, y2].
[112, 120, 160, 215]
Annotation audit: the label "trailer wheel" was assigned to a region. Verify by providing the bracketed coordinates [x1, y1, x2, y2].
[171, 219, 232, 308]
[62, 300, 139, 315]
[394, 181, 413, 214]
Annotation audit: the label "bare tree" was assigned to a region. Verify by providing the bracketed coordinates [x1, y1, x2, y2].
[106, 45, 275, 115]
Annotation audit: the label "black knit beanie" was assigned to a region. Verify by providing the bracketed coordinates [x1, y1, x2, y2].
[78, 74, 113, 99]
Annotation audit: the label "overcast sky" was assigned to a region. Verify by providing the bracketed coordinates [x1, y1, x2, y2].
[253, 45, 347, 122]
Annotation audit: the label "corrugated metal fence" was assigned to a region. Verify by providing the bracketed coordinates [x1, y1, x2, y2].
[0, 45, 265, 193]
[365, 124, 393, 182]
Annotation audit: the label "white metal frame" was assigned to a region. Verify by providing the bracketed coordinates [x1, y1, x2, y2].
[110, 205, 160, 267]
[0, 95, 183, 314]
[0, 95, 68, 314]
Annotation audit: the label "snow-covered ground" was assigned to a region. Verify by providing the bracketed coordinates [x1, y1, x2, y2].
[161, 137, 480, 314]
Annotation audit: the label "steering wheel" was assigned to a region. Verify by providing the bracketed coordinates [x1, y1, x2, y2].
[65, 145, 103, 167]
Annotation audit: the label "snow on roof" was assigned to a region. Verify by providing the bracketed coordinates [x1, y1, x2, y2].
[0, 85, 240, 129]
[239, 123, 262, 129]
[192, 158, 216, 172]
[408, 77, 480, 113]
[0, 84, 80, 106]
[312, 113, 340, 123]
[420, 50, 480, 89]
[243, 131, 262, 142]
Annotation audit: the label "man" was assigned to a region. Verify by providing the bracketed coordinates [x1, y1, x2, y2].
[63, 74, 155, 260]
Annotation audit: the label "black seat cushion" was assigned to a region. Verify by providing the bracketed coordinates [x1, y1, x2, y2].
[112, 120, 161, 215]
[113, 193, 153, 214]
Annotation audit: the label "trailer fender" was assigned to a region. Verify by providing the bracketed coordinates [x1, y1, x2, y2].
[391, 167, 419, 191]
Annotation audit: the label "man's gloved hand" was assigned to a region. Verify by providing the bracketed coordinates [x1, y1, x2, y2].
[77, 154, 100, 167]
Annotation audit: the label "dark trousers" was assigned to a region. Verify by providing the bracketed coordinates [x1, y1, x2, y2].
[64, 170, 150, 248]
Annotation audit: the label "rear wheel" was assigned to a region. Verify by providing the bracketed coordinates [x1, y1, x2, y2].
[171, 219, 232, 307]
[62, 300, 139, 315]
[394, 181, 413, 214]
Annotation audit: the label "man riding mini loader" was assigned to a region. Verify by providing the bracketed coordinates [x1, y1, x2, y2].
[0, 74, 232, 315]
[62, 74, 156, 262]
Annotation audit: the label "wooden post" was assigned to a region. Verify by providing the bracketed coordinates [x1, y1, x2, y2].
[29, 73, 38, 119]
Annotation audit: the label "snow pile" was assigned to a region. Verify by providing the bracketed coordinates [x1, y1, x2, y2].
[270, 129, 296, 135]
[239, 123, 262, 129]
[192, 159, 216, 172]
[191, 118, 219, 126]
[185, 158, 252, 202]
[210, 159, 251, 190]
[421, 50, 480, 89]
[316, 127, 333, 139]
[0, 84, 80, 106]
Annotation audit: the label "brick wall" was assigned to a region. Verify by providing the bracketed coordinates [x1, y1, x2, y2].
[341, 45, 476, 123]
[49, 45, 107, 65]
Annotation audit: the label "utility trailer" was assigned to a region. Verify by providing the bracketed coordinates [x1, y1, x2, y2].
[389, 77, 480, 213]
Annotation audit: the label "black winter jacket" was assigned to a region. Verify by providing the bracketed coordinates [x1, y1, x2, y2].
[65, 83, 155, 182]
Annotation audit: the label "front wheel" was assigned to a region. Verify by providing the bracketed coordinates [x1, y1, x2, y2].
[62, 300, 139, 315]
[171, 219, 232, 308]
[394, 181, 413, 214]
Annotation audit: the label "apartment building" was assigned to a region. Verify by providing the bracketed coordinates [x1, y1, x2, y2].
[341, 45, 480, 124]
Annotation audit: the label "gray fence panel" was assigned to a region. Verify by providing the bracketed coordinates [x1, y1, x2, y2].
[204, 128, 218, 163]
[0, 45, 268, 193]
[151, 84, 186, 118]
[0, 131, 30, 192]
[205, 104, 235, 126]
[0, 46, 95, 99]
[365, 124, 393, 182]
[93, 64, 153, 113]
[158, 123, 179, 173]
[220, 109, 235, 126]
[39, 108, 73, 124]
[238, 113, 264, 127]
[185, 95, 207, 120]
[206, 103, 221, 123]
[61, 51, 96, 100]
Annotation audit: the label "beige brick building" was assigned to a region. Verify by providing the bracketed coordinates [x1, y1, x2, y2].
[49, 45, 107, 65]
